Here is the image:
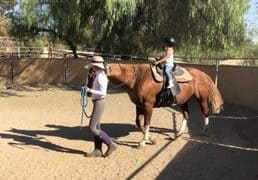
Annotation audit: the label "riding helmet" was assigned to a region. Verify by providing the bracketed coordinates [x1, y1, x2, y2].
[163, 37, 175, 47]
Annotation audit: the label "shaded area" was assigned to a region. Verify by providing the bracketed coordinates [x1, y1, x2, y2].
[126, 100, 258, 179]
[156, 101, 258, 180]
[157, 141, 258, 180]
[187, 100, 258, 148]
[126, 140, 174, 180]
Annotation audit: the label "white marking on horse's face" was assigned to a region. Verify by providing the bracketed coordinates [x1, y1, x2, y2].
[106, 64, 111, 75]
[85, 63, 92, 69]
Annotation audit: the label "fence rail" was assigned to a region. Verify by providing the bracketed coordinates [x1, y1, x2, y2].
[0, 57, 257, 111]
[0, 45, 258, 66]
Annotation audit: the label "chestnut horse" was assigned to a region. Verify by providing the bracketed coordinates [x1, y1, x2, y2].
[87, 63, 223, 147]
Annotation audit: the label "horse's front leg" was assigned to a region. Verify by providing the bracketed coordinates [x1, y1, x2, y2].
[135, 106, 147, 144]
[138, 105, 156, 148]
[202, 117, 209, 133]
[177, 103, 190, 137]
[200, 98, 210, 134]
[135, 105, 144, 129]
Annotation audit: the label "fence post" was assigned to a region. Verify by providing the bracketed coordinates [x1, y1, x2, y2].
[17, 42, 21, 58]
[8, 58, 14, 85]
[215, 59, 220, 87]
[64, 57, 68, 85]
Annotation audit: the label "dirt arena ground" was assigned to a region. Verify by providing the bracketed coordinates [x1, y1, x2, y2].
[0, 87, 258, 180]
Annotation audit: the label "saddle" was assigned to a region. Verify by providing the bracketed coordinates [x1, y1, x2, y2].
[150, 64, 192, 107]
[150, 64, 192, 83]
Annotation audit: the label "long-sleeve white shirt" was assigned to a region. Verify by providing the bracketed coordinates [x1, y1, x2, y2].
[91, 70, 108, 100]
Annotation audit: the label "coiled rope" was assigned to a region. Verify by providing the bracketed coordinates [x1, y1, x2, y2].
[80, 85, 91, 129]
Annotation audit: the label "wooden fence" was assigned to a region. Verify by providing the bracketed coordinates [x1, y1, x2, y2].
[0, 57, 257, 112]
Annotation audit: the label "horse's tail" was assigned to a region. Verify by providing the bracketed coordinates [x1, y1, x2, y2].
[205, 74, 224, 114]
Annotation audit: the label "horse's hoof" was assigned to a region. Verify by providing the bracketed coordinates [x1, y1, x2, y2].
[150, 137, 157, 145]
[200, 131, 208, 137]
[175, 132, 183, 138]
[181, 133, 190, 139]
[201, 127, 209, 136]
[167, 135, 175, 140]
[137, 143, 145, 149]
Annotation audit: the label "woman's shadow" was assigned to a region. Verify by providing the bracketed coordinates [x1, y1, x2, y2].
[0, 123, 139, 155]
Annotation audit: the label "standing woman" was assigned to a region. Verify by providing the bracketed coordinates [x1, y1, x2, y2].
[86, 56, 118, 157]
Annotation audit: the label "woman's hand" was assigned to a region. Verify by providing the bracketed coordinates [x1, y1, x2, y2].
[87, 87, 92, 93]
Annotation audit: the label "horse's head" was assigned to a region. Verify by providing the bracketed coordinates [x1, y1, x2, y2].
[105, 63, 125, 82]
[86, 56, 107, 88]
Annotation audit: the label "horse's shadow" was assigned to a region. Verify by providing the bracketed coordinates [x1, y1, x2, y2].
[0, 123, 172, 154]
[8, 123, 137, 141]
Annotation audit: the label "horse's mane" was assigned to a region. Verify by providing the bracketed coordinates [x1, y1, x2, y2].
[205, 73, 224, 113]
[118, 63, 149, 71]
[109, 63, 150, 80]
[187, 67, 223, 113]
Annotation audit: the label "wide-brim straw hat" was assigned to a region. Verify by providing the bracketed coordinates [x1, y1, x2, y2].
[90, 56, 105, 69]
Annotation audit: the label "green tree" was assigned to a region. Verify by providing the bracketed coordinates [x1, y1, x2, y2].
[107, 0, 249, 57]
[0, 0, 16, 36]
[9, 0, 250, 57]
[9, 0, 143, 57]
[0, 14, 9, 36]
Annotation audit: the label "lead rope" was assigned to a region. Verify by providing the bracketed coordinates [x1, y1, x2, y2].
[80, 85, 91, 130]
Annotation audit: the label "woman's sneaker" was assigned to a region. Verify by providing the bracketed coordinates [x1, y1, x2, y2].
[86, 149, 103, 157]
[104, 142, 118, 157]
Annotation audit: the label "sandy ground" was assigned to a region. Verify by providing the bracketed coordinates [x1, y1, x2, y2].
[0, 87, 258, 180]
